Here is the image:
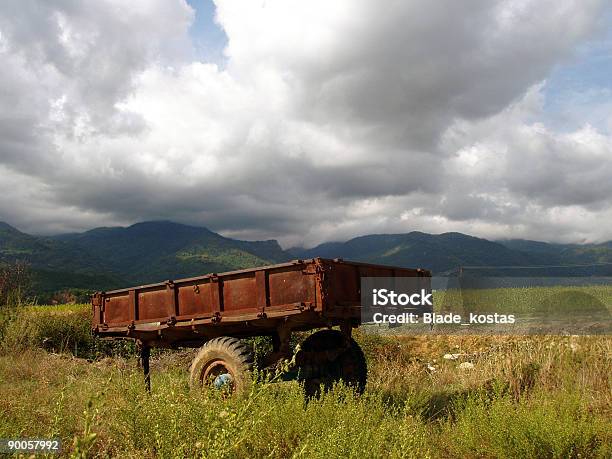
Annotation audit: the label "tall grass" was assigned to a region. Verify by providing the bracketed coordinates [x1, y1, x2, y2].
[1, 304, 135, 359]
[0, 341, 609, 458]
[0, 303, 610, 457]
[435, 285, 612, 314]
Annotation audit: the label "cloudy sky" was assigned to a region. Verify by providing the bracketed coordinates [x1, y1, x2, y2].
[1, 0, 611, 247]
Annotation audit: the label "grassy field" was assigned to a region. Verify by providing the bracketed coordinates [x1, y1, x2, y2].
[434, 284, 612, 315]
[0, 301, 610, 458]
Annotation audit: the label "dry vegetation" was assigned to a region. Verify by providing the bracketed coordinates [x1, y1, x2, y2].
[0, 304, 610, 458]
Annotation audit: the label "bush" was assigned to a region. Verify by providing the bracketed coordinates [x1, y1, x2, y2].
[0, 261, 32, 307]
[443, 392, 610, 458]
[0, 305, 136, 359]
[0, 306, 18, 344]
[47, 288, 95, 305]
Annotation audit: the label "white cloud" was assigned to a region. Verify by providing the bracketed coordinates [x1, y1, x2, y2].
[0, 0, 611, 246]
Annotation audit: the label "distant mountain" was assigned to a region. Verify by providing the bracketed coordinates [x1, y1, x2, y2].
[497, 239, 568, 258]
[2, 220, 612, 296]
[54, 221, 289, 283]
[498, 239, 612, 265]
[291, 232, 551, 274]
[0, 222, 120, 292]
[293, 232, 612, 275]
[1, 221, 290, 294]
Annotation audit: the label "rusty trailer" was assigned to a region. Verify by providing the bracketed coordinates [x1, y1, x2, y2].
[92, 258, 430, 395]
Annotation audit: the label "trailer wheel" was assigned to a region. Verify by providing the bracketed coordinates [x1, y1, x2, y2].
[189, 337, 254, 394]
[297, 329, 367, 397]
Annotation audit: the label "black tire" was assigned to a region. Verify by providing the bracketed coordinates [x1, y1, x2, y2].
[297, 329, 367, 397]
[189, 337, 254, 394]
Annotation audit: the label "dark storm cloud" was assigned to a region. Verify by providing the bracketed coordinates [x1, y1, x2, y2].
[0, 0, 611, 246]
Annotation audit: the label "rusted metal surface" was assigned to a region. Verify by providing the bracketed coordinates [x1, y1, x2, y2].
[92, 258, 430, 347]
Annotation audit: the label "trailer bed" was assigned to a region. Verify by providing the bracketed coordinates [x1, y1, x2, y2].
[92, 258, 429, 347]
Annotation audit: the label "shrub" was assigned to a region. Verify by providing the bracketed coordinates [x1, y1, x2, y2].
[0, 305, 136, 359]
[442, 391, 610, 458]
[0, 260, 32, 307]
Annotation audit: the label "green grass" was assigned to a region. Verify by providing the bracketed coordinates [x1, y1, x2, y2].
[1, 304, 135, 359]
[434, 285, 612, 314]
[0, 301, 610, 458]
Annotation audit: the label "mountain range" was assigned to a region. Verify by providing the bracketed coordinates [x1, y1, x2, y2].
[0, 221, 288, 295]
[290, 233, 612, 275]
[1, 220, 611, 296]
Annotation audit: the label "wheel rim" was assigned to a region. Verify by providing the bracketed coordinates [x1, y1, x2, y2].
[201, 359, 235, 392]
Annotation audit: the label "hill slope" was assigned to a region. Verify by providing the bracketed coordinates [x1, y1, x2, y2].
[55, 221, 289, 282]
[498, 239, 612, 265]
[3, 219, 612, 295]
[1, 221, 290, 293]
[0, 222, 105, 272]
[293, 233, 612, 274]
[292, 232, 551, 273]
[0, 222, 120, 293]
